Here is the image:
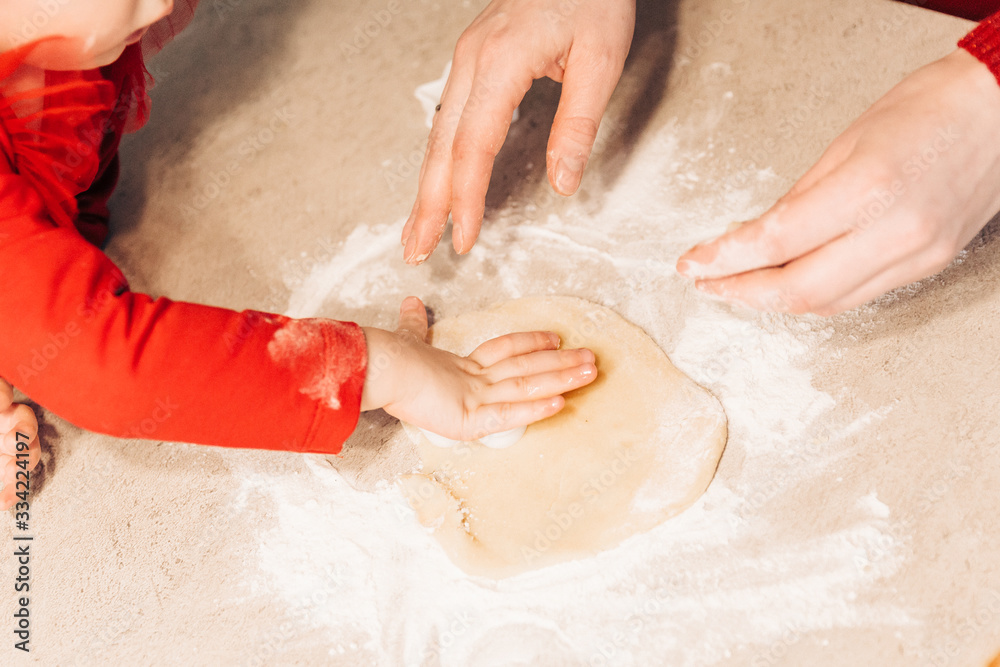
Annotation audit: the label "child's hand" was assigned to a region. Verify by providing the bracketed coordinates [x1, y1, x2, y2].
[402, 0, 636, 264]
[361, 297, 597, 440]
[0, 379, 41, 511]
[677, 49, 1000, 316]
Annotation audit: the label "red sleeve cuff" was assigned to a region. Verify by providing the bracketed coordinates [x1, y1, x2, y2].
[276, 318, 368, 455]
[960, 11, 1000, 85]
[255, 315, 368, 454]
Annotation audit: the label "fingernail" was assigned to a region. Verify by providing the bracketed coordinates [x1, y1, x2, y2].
[677, 250, 715, 279]
[554, 157, 584, 196]
[403, 234, 417, 264]
[580, 365, 595, 376]
[454, 226, 465, 254]
[399, 215, 413, 247]
[548, 333, 561, 346]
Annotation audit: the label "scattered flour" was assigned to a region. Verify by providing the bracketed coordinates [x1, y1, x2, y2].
[284, 222, 404, 317]
[414, 61, 451, 129]
[241, 98, 911, 665]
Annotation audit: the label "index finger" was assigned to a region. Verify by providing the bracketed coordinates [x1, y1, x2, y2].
[468, 331, 561, 367]
[404, 58, 477, 264]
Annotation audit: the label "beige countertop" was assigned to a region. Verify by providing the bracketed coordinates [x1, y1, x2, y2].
[4, 0, 999, 664]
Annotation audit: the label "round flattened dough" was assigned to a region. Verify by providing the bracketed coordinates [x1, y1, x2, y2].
[399, 296, 727, 578]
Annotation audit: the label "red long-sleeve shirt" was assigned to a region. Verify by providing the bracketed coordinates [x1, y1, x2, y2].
[0, 2, 366, 454]
[1, 3, 999, 455]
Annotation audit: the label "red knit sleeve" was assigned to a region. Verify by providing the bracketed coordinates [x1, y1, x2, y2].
[895, 1, 1000, 21]
[0, 165, 367, 454]
[960, 10, 1000, 85]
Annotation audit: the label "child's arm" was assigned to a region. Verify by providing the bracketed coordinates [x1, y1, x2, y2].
[0, 165, 595, 458]
[0, 163, 365, 454]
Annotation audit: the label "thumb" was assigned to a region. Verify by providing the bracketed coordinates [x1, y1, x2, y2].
[546, 47, 625, 196]
[396, 296, 429, 342]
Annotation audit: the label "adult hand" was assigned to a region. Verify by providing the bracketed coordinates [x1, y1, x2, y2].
[402, 0, 636, 264]
[677, 49, 1000, 315]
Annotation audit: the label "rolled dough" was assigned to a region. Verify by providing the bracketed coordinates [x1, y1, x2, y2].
[399, 296, 727, 578]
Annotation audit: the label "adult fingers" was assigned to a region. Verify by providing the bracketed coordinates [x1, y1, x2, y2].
[693, 209, 929, 314]
[449, 52, 536, 254]
[463, 395, 566, 440]
[481, 363, 597, 405]
[676, 159, 879, 280]
[815, 236, 960, 315]
[403, 54, 478, 264]
[482, 348, 595, 383]
[395, 297, 429, 342]
[546, 40, 629, 196]
[467, 331, 561, 367]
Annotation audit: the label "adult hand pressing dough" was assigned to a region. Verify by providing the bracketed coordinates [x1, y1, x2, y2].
[399, 297, 727, 578]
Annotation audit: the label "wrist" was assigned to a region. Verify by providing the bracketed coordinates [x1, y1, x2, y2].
[945, 48, 1000, 129]
[360, 327, 401, 411]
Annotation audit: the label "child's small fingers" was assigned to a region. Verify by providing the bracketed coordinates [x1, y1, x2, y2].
[482, 363, 597, 405]
[482, 348, 595, 383]
[0, 426, 39, 459]
[0, 379, 13, 413]
[468, 331, 561, 367]
[465, 396, 566, 440]
[0, 404, 38, 437]
[0, 430, 40, 472]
